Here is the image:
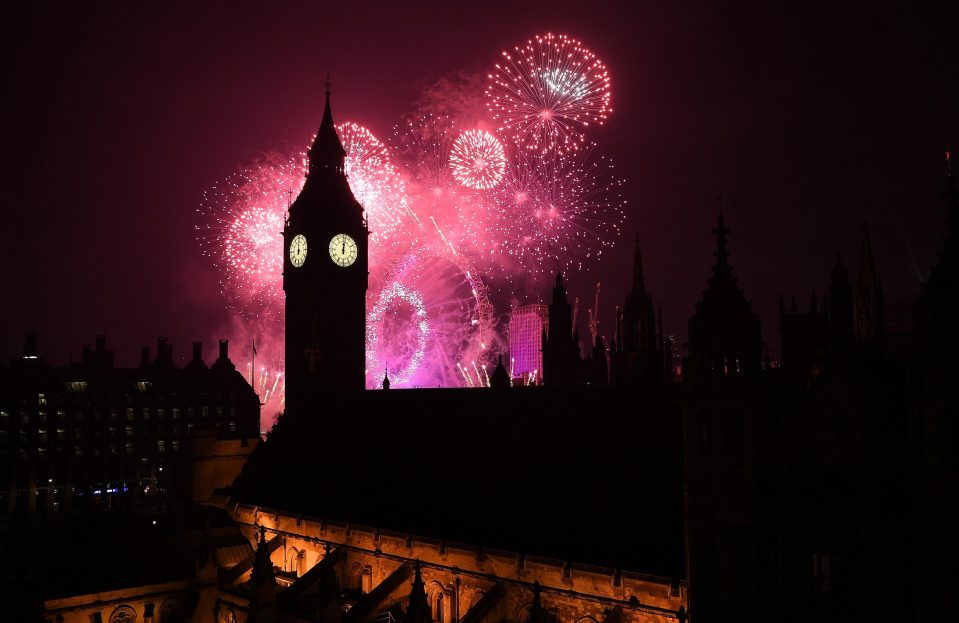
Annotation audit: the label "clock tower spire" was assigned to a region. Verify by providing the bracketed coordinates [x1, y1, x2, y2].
[283, 82, 369, 414]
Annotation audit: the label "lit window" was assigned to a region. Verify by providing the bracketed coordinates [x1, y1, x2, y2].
[157, 440, 165, 454]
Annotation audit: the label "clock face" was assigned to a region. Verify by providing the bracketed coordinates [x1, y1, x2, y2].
[329, 233, 358, 267]
[289, 234, 308, 268]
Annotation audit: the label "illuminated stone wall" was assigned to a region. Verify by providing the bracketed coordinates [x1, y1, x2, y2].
[229, 503, 687, 623]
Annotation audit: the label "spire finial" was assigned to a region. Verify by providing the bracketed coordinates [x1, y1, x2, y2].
[325, 74, 332, 97]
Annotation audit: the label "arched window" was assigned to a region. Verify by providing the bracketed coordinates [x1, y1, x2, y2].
[428, 582, 446, 623]
[287, 547, 300, 575]
[348, 562, 365, 592]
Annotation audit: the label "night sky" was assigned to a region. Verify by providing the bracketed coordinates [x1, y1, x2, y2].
[4, 1, 957, 366]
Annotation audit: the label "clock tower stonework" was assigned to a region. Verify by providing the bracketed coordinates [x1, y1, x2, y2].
[283, 85, 369, 413]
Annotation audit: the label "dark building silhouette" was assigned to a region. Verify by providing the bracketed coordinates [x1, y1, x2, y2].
[682, 157, 959, 622]
[779, 291, 827, 384]
[685, 209, 763, 385]
[853, 223, 885, 348]
[611, 236, 665, 389]
[0, 335, 258, 518]
[284, 83, 369, 413]
[541, 273, 582, 386]
[587, 332, 609, 386]
[826, 252, 855, 355]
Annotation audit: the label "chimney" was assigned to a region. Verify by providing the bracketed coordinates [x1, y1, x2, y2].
[156, 337, 169, 364]
[140, 346, 150, 367]
[95, 334, 107, 353]
[187, 341, 209, 371]
[23, 332, 38, 358]
[212, 339, 236, 373]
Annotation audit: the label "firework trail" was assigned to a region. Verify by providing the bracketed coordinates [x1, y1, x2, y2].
[487, 33, 612, 154]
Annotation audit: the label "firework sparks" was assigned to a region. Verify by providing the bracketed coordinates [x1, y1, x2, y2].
[335, 122, 412, 263]
[487, 33, 612, 154]
[366, 281, 430, 386]
[365, 243, 495, 389]
[488, 142, 626, 273]
[450, 129, 507, 189]
[199, 35, 627, 401]
[196, 152, 304, 320]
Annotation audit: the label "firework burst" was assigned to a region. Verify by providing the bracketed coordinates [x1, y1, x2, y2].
[450, 129, 507, 189]
[487, 33, 612, 154]
[335, 122, 412, 263]
[488, 142, 626, 273]
[389, 115, 493, 258]
[196, 152, 305, 320]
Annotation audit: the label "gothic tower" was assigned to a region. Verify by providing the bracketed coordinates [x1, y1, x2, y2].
[284, 83, 369, 413]
[613, 236, 664, 387]
[685, 210, 763, 386]
[542, 273, 581, 386]
[853, 222, 884, 346]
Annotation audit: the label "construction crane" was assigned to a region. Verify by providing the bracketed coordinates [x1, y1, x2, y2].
[589, 282, 601, 343]
[571, 297, 580, 336]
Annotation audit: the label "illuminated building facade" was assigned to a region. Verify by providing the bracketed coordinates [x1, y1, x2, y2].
[508, 304, 548, 384]
[0, 334, 259, 518]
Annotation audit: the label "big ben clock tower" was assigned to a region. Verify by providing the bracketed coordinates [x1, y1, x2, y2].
[284, 82, 368, 413]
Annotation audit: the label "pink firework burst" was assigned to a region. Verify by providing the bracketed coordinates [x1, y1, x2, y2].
[487, 33, 612, 154]
[335, 122, 412, 263]
[450, 129, 507, 189]
[487, 142, 626, 273]
[196, 152, 305, 320]
[389, 115, 491, 259]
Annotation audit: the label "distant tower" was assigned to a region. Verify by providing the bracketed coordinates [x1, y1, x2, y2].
[826, 252, 854, 355]
[685, 211, 763, 384]
[853, 222, 884, 346]
[509, 304, 549, 384]
[613, 236, 664, 387]
[284, 81, 369, 413]
[542, 273, 582, 386]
